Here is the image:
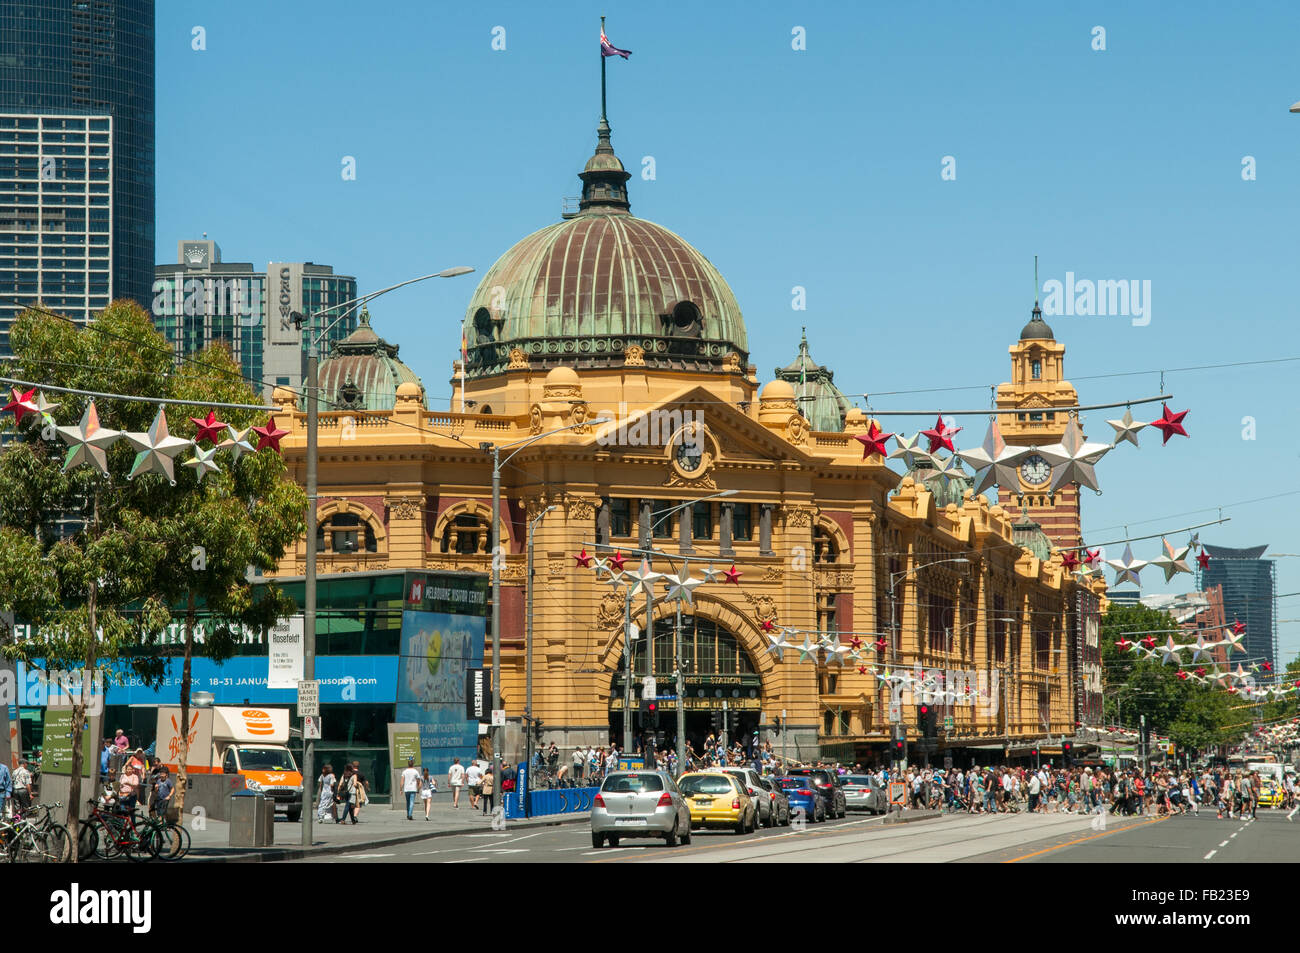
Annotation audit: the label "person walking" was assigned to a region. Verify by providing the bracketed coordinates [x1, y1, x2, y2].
[421, 767, 436, 820]
[317, 764, 336, 822]
[401, 757, 422, 820]
[350, 764, 368, 822]
[465, 759, 483, 809]
[481, 766, 496, 815]
[151, 766, 174, 819]
[448, 757, 466, 808]
[334, 765, 354, 824]
[11, 759, 33, 813]
[572, 745, 586, 784]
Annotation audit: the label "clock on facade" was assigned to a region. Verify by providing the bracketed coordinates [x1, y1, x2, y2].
[675, 437, 704, 473]
[1019, 453, 1051, 486]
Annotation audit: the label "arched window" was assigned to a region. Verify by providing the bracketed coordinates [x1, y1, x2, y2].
[473, 307, 493, 345]
[813, 525, 838, 564]
[668, 300, 702, 338]
[1031, 359, 1042, 380]
[316, 511, 378, 554]
[441, 512, 492, 555]
[623, 615, 757, 678]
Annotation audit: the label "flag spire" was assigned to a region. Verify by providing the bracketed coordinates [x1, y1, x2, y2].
[600, 15, 608, 123]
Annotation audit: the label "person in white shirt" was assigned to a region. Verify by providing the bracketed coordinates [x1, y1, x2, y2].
[448, 757, 466, 808]
[465, 760, 484, 808]
[401, 758, 422, 820]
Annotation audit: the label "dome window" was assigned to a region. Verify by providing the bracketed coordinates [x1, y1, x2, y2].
[669, 300, 702, 338]
[473, 307, 494, 345]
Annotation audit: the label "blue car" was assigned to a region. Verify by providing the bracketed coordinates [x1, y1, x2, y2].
[778, 776, 827, 823]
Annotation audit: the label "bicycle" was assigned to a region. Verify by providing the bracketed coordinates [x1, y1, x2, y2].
[140, 813, 191, 861]
[1, 814, 64, 863]
[80, 799, 158, 862]
[15, 802, 72, 863]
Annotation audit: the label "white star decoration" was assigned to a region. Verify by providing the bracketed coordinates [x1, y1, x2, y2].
[1106, 544, 1147, 587]
[796, 636, 819, 664]
[888, 432, 935, 471]
[663, 572, 704, 604]
[957, 419, 1026, 494]
[183, 444, 222, 483]
[1157, 637, 1181, 666]
[124, 409, 192, 484]
[1036, 416, 1110, 493]
[1148, 537, 1193, 582]
[56, 400, 120, 476]
[765, 628, 793, 661]
[218, 424, 256, 462]
[626, 559, 662, 597]
[924, 453, 969, 490]
[1106, 409, 1148, 448]
[824, 636, 851, 667]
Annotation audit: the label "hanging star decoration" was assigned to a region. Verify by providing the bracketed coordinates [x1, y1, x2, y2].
[1157, 636, 1181, 666]
[190, 410, 227, 445]
[608, 550, 627, 572]
[1263, 662, 1273, 673]
[252, 416, 289, 453]
[765, 627, 792, 660]
[31, 392, 60, 434]
[700, 565, 724, 583]
[1177, 670, 1189, 681]
[664, 571, 705, 604]
[888, 432, 935, 471]
[824, 636, 851, 667]
[183, 444, 222, 483]
[1188, 533, 1200, 550]
[858, 666, 869, 676]
[1196, 550, 1211, 571]
[796, 636, 819, 664]
[1105, 408, 1148, 448]
[1115, 637, 1135, 652]
[760, 618, 776, 632]
[722, 565, 742, 585]
[1149, 403, 1189, 444]
[1035, 415, 1110, 493]
[1223, 622, 1246, 655]
[56, 400, 121, 476]
[925, 452, 969, 490]
[921, 415, 962, 454]
[1139, 636, 1157, 651]
[123, 408, 193, 484]
[1083, 548, 1102, 568]
[1191, 635, 1212, 664]
[847, 636, 863, 652]
[574, 547, 594, 568]
[1059, 550, 1081, 573]
[874, 638, 887, 653]
[957, 419, 1025, 493]
[626, 558, 662, 597]
[2, 387, 40, 424]
[218, 424, 256, 462]
[1148, 537, 1193, 582]
[855, 420, 894, 460]
[1195, 667, 1207, 678]
[1106, 544, 1147, 586]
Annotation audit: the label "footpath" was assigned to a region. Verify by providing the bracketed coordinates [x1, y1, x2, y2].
[184, 793, 583, 863]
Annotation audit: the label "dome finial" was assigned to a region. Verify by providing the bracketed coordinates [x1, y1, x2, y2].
[581, 17, 633, 215]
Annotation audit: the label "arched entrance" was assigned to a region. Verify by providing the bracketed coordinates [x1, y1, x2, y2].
[610, 613, 765, 758]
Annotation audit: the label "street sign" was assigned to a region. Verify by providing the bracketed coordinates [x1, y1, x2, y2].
[888, 700, 901, 724]
[303, 715, 321, 740]
[297, 679, 320, 717]
[888, 782, 906, 807]
[642, 676, 657, 700]
[943, 715, 954, 731]
[943, 754, 953, 770]
[491, 709, 506, 727]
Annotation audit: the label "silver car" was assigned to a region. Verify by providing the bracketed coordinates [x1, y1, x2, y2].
[842, 774, 887, 814]
[591, 770, 692, 848]
[720, 767, 776, 827]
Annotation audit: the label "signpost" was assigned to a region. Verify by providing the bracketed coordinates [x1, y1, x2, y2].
[491, 709, 506, 727]
[297, 679, 320, 717]
[303, 716, 321, 740]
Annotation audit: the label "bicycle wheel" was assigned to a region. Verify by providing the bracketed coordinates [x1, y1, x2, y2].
[77, 821, 98, 862]
[146, 821, 190, 861]
[93, 818, 124, 861]
[125, 824, 159, 863]
[13, 829, 53, 863]
[42, 824, 72, 863]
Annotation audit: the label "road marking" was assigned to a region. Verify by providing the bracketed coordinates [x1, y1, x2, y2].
[412, 849, 443, 855]
[554, 846, 587, 851]
[1219, 840, 1228, 847]
[467, 832, 512, 837]
[1204, 850, 1217, 860]
[469, 848, 530, 854]
[444, 857, 488, 863]
[1230, 832, 1238, 838]
[341, 852, 395, 859]
[1003, 816, 1166, 863]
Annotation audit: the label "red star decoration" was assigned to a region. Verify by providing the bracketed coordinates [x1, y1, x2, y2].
[1263, 662, 1273, 673]
[920, 415, 962, 454]
[3, 387, 39, 423]
[857, 666, 868, 676]
[874, 638, 887, 653]
[1230, 620, 1246, 635]
[1195, 667, 1207, 677]
[1196, 551, 1211, 570]
[854, 421, 894, 460]
[1140, 637, 1156, 650]
[1115, 638, 1134, 651]
[573, 547, 593, 568]
[608, 550, 627, 571]
[723, 565, 742, 585]
[760, 618, 775, 632]
[1227, 687, 1238, 695]
[1149, 403, 1189, 445]
[1177, 671, 1189, 680]
[1083, 548, 1101, 567]
[1060, 550, 1081, 572]
[190, 410, 227, 444]
[251, 416, 289, 453]
[848, 636, 863, 651]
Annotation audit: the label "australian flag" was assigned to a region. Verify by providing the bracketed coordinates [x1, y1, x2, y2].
[600, 29, 631, 58]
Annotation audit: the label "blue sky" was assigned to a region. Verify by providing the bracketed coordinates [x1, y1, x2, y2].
[156, 1, 1300, 657]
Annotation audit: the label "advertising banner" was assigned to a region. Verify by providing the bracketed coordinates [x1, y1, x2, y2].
[465, 668, 490, 722]
[267, 614, 305, 689]
[1078, 590, 1104, 726]
[397, 609, 486, 772]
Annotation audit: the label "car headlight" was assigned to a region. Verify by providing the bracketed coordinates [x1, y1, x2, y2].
[245, 778, 263, 792]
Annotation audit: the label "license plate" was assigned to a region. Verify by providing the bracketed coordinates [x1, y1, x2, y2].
[615, 818, 648, 826]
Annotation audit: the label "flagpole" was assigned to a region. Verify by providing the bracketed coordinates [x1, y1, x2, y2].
[600, 15, 607, 121]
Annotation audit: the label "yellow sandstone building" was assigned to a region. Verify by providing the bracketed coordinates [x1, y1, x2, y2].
[270, 112, 1105, 765]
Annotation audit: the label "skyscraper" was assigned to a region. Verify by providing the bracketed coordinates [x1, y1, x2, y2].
[1198, 543, 1277, 671]
[0, 0, 154, 350]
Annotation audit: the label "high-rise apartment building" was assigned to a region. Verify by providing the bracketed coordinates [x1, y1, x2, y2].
[0, 0, 154, 350]
[1198, 543, 1277, 671]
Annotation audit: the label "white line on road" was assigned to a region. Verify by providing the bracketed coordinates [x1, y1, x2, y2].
[1219, 841, 1228, 847]
[554, 846, 587, 851]
[412, 850, 443, 855]
[1204, 850, 1217, 860]
[469, 848, 530, 854]
[444, 857, 489, 863]
[341, 853, 395, 859]
[1230, 833, 1238, 838]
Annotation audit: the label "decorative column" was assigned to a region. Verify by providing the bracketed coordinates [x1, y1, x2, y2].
[679, 507, 694, 555]
[719, 502, 735, 558]
[759, 503, 774, 556]
[596, 497, 611, 550]
[638, 499, 652, 551]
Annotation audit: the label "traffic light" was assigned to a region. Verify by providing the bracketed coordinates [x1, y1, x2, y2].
[772, 715, 782, 736]
[532, 718, 544, 741]
[710, 709, 722, 735]
[918, 704, 937, 738]
[639, 695, 659, 729]
[892, 737, 905, 763]
[1062, 740, 1073, 765]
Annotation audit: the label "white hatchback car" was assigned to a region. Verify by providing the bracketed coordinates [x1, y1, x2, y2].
[591, 770, 692, 848]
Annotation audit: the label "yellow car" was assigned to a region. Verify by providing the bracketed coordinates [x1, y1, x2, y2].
[678, 771, 758, 834]
[1257, 780, 1284, 808]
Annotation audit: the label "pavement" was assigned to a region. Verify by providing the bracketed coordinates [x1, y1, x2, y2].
[183, 792, 585, 862]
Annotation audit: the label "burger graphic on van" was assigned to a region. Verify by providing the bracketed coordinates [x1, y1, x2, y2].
[241, 709, 276, 736]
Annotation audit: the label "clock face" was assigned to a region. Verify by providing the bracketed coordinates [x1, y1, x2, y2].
[1020, 453, 1051, 486]
[676, 438, 704, 473]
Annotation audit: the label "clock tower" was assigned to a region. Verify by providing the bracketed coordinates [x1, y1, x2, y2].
[994, 303, 1083, 552]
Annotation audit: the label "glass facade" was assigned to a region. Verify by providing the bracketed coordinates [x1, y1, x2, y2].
[1198, 543, 1277, 671]
[0, 1, 154, 349]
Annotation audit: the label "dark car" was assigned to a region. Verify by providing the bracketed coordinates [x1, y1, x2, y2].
[758, 775, 791, 826]
[778, 776, 826, 823]
[787, 767, 847, 818]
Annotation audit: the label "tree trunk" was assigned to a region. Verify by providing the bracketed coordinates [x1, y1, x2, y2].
[67, 574, 97, 864]
[174, 590, 196, 817]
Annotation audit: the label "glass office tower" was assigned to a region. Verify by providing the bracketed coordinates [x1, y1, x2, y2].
[0, 0, 154, 350]
[1198, 543, 1277, 671]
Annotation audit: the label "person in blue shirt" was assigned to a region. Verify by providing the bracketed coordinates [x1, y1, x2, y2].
[100, 739, 114, 777]
[0, 761, 10, 817]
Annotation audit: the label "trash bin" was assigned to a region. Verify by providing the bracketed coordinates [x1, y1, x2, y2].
[228, 790, 272, 847]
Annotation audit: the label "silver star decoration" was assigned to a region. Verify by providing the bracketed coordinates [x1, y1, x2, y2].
[1106, 544, 1147, 586]
[925, 452, 969, 490]
[957, 419, 1026, 493]
[1036, 416, 1110, 493]
[183, 444, 221, 483]
[1188, 533, 1200, 550]
[888, 432, 935, 471]
[56, 400, 121, 476]
[765, 628, 793, 661]
[123, 409, 193, 484]
[626, 559, 663, 598]
[218, 424, 256, 462]
[823, 635, 851, 667]
[1191, 635, 1212, 663]
[33, 392, 60, 436]
[1148, 537, 1193, 582]
[700, 565, 724, 583]
[796, 636, 819, 664]
[663, 572, 704, 604]
[1221, 628, 1246, 655]
[592, 557, 612, 577]
[1106, 409, 1147, 448]
[603, 569, 627, 591]
[1157, 636, 1181, 666]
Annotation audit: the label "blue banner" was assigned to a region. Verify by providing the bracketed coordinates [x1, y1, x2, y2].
[396, 610, 485, 772]
[13, 656, 396, 707]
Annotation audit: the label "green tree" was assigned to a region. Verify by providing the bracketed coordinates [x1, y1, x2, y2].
[0, 302, 305, 856]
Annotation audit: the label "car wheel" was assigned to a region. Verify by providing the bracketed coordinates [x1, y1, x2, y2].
[665, 826, 678, 848]
[591, 832, 604, 849]
[735, 815, 747, 835]
[681, 823, 692, 845]
[608, 836, 620, 847]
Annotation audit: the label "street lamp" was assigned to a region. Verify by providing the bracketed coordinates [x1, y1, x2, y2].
[293, 264, 474, 848]
[525, 503, 557, 799]
[481, 419, 610, 798]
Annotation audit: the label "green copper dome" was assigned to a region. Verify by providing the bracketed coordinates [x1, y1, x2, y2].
[775, 328, 854, 432]
[461, 121, 748, 377]
[316, 306, 422, 411]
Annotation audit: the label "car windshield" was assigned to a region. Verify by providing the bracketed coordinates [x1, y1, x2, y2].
[679, 775, 735, 796]
[238, 747, 297, 772]
[602, 774, 664, 793]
